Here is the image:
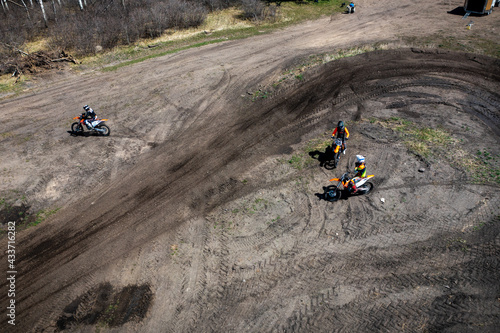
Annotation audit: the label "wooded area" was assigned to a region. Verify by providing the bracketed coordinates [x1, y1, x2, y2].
[1, 0, 259, 74]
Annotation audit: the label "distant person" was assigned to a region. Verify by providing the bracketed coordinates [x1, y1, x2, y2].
[348, 2, 355, 13]
[82, 105, 97, 130]
[331, 120, 350, 154]
[350, 155, 366, 193]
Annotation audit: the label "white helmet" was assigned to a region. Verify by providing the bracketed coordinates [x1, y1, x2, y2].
[356, 155, 365, 163]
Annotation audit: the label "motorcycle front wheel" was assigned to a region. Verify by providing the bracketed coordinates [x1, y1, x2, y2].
[96, 124, 110, 136]
[71, 122, 83, 133]
[325, 185, 341, 202]
[333, 151, 340, 168]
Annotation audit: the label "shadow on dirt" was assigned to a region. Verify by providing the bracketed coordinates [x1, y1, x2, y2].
[56, 283, 153, 331]
[0, 203, 32, 226]
[309, 146, 337, 170]
[315, 185, 349, 202]
[447, 7, 467, 16]
[68, 130, 102, 137]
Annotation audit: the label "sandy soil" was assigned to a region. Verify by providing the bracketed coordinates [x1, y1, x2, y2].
[1, 0, 499, 332]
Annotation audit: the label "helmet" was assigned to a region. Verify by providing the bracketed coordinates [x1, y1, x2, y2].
[338, 121, 344, 130]
[83, 105, 90, 111]
[355, 155, 365, 166]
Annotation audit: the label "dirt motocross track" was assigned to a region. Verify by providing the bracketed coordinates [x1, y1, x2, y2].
[1, 0, 500, 332]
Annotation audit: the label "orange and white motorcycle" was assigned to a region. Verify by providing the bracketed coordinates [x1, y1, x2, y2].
[328, 138, 345, 168]
[71, 114, 110, 136]
[325, 172, 374, 201]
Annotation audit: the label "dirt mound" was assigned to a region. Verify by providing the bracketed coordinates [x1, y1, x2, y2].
[0, 50, 77, 77]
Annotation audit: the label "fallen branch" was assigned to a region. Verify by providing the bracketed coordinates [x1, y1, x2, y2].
[51, 57, 79, 64]
[11, 67, 21, 77]
[0, 42, 29, 56]
[6, 0, 24, 8]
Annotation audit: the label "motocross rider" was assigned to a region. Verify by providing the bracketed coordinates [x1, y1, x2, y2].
[348, 2, 355, 13]
[350, 155, 366, 194]
[81, 105, 97, 130]
[331, 120, 350, 154]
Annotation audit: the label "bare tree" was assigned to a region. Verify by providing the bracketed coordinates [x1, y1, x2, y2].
[38, 0, 48, 27]
[20, 0, 32, 22]
[77, 0, 83, 10]
[2, 0, 9, 11]
[51, 0, 56, 18]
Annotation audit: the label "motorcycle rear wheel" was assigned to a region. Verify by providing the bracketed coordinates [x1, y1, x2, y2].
[357, 182, 374, 195]
[71, 122, 83, 133]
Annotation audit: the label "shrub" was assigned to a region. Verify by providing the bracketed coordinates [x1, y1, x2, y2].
[240, 0, 265, 20]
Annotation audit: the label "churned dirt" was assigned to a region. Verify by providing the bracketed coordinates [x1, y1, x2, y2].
[1, 0, 500, 332]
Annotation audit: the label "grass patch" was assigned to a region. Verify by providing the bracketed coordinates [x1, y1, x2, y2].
[0, 75, 27, 99]
[29, 207, 61, 227]
[0, 83, 9, 92]
[402, 34, 500, 58]
[446, 237, 469, 252]
[305, 136, 332, 153]
[288, 154, 304, 170]
[268, 215, 281, 225]
[374, 117, 499, 184]
[170, 244, 179, 255]
[251, 89, 270, 101]
[456, 149, 500, 184]
[378, 117, 454, 158]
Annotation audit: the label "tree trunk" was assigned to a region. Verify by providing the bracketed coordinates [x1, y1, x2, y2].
[38, 0, 48, 27]
[51, 0, 56, 19]
[2, 0, 9, 11]
[121, 0, 125, 10]
[77, 0, 83, 10]
[20, 0, 32, 22]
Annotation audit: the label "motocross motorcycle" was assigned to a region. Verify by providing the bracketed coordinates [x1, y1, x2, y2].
[324, 172, 374, 201]
[71, 114, 110, 136]
[327, 138, 344, 169]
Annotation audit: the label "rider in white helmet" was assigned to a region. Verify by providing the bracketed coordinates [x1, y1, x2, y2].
[350, 155, 366, 193]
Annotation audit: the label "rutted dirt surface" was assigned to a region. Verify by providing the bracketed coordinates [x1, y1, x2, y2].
[1, 0, 500, 332]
